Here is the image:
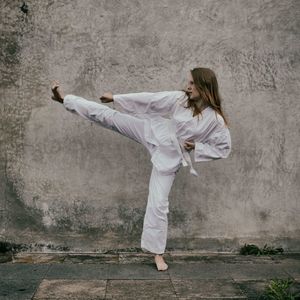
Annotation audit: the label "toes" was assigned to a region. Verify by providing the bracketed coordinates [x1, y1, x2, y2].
[156, 263, 168, 271]
[154, 257, 168, 271]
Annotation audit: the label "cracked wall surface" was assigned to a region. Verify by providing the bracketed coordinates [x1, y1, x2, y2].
[0, 0, 299, 252]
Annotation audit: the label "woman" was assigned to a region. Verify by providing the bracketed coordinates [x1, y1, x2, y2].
[51, 67, 231, 271]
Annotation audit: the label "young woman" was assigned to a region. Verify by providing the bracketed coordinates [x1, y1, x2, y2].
[51, 67, 231, 271]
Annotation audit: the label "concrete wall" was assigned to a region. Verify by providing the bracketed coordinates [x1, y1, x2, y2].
[0, 0, 299, 252]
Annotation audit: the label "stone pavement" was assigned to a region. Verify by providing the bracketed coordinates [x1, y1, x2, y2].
[0, 252, 299, 299]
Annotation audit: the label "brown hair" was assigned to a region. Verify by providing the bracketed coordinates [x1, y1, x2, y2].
[182, 67, 229, 127]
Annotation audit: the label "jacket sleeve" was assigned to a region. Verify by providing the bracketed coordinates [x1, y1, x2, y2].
[113, 90, 185, 115]
[194, 129, 231, 162]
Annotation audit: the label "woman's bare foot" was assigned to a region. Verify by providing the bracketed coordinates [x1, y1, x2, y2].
[51, 80, 64, 103]
[154, 254, 168, 271]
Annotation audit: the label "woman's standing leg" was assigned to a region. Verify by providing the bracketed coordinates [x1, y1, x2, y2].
[141, 165, 176, 270]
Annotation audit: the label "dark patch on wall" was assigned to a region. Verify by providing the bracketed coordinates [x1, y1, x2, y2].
[0, 136, 44, 233]
[168, 237, 241, 252]
[0, 1, 38, 243]
[117, 204, 144, 240]
[20, 2, 29, 14]
[0, 0, 35, 88]
[47, 200, 93, 232]
[44, 201, 145, 243]
[0, 32, 21, 87]
[193, 209, 207, 222]
[259, 210, 270, 222]
[169, 207, 188, 225]
[0, 240, 70, 253]
[5, 179, 45, 231]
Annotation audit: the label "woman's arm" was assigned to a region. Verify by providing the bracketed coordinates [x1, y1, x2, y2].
[193, 130, 231, 162]
[112, 90, 185, 115]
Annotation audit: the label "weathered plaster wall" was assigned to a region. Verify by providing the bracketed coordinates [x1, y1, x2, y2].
[0, 0, 299, 252]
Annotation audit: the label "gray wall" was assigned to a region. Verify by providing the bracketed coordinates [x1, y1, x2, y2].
[1, 0, 299, 252]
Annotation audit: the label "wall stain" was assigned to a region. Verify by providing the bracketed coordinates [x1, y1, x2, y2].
[4, 171, 45, 232]
[0, 32, 21, 87]
[259, 210, 270, 222]
[20, 2, 29, 14]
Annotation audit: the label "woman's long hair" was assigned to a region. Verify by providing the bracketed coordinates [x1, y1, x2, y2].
[182, 67, 229, 127]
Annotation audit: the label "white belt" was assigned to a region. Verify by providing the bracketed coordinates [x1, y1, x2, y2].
[167, 119, 199, 177]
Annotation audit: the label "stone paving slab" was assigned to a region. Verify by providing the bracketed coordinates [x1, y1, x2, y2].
[0, 278, 41, 300]
[168, 262, 231, 279]
[235, 280, 270, 299]
[0, 253, 299, 299]
[280, 261, 300, 280]
[105, 280, 137, 299]
[106, 279, 177, 299]
[168, 252, 277, 264]
[3, 278, 299, 300]
[168, 261, 294, 281]
[227, 263, 293, 280]
[107, 263, 169, 279]
[46, 263, 109, 279]
[172, 279, 246, 299]
[33, 279, 107, 299]
[0, 263, 49, 279]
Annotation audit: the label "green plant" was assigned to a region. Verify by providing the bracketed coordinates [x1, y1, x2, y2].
[263, 278, 300, 300]
[239, 243, 284, 256]
[261, 244, 284, 255]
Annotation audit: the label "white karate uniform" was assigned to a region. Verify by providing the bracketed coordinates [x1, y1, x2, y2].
[62, 90, 231, 254]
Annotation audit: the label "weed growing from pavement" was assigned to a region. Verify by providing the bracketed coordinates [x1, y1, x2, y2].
[260, 278, 300, 300]
[240, 243, 284, 256]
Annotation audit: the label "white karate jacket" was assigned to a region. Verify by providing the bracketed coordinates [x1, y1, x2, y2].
[113, 90, 232, 176]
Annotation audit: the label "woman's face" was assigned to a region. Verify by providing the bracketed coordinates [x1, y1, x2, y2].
[186, 72, 200, 99]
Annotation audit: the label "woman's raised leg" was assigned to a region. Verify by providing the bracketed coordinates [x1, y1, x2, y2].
[59, 99, 155, 155]
[51, 83, 155, 152]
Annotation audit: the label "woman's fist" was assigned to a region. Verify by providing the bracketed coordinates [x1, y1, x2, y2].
[51, 80, 64, 103]
[100, 92, 114, 103]
[183, 140, 195, 152]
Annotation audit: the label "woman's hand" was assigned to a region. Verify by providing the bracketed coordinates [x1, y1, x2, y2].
[183, 140, 195, 152]
[100, 92, 114, 103]
[51, 80, 64, 103]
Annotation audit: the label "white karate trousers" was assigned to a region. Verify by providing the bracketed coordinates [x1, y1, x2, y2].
[65, 98, 177, 254]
